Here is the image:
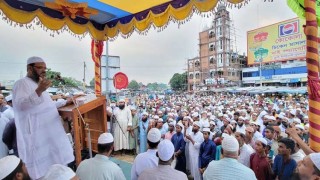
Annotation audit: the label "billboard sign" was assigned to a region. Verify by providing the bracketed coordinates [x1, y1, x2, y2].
[247, 18, 314, 65]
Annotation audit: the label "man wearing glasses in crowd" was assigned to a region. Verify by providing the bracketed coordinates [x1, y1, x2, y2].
[12, 57, 74, 179]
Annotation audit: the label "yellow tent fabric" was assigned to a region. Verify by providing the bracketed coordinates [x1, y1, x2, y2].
[0, 0, 246, 40]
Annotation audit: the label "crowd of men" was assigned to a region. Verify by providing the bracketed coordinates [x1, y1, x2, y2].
[107, 92, 320, 180]
[1, 56, 320, 180]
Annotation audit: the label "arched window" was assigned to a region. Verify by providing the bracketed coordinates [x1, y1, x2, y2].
[195, 73, 200, 79]
[209, 30, 214, 38]
[195, 61, 200, 67]
[209, 56, 215, 64]
[189, 74, 193, 79]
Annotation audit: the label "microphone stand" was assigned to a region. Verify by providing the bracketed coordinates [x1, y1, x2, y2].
[70, 96, 93, 158]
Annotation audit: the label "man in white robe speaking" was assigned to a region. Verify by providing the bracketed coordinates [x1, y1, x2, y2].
[113, 99, 132, 153]
[12, 57, 74, 179]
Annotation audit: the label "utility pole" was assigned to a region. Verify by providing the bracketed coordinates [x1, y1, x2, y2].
[83, 61, 86, 85]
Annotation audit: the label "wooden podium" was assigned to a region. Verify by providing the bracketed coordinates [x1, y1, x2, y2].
[58, 95, 107, 165]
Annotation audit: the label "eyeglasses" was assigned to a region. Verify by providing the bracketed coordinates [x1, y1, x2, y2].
[33, 65, 47, 71]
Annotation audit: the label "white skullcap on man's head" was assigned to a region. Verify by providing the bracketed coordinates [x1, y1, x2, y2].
[222, 135, 239, 152]
[202, 127, 210, 132]
[0, 155, 21, 179]
[98, 133, 114, 144]
[157, 139, 175, 161]
[193, 121, 201, 128]
[43, 164, 76, 180]
[256, 137, 268, 146]
[27, 56, 45, 65]
[5, 95, 12, 102]
[147, 128, 161, 143]
[176, 122, 184, 129]
[310, 153, 320, 171]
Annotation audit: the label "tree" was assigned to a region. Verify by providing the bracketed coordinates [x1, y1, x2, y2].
[90, 78, 95, 86]
[128, 80, 140, 90]
[46, 68, 83, 87]
[169, 72, 187, 91]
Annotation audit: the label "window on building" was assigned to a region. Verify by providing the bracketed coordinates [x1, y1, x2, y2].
[189, 74, 193, 79]
[209, 43, 214, 51]
[228, 72, 231, 76]
[195, 61, 200, 67]
[219, 27, 222, 35]
[195, 73, 200, 79]
[209, 30, 214, 38]
[209, 56, 215, 64]
[220, 39, 223, 50]
[210, 71, 214, 78]
[232, 72, 235, 76]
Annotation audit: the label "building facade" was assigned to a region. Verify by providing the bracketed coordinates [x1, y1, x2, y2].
[187, 4, 245, 91]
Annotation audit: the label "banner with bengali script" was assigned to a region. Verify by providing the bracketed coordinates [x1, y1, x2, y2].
[247, 17, 320, 65]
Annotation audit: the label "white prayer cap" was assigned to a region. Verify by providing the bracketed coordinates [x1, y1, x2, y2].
[221, 133, 229, 139]
[303, 115, 308, 119]
[119, 99, 125, 103]
[223, 114, 229, 119]
[43, 164, 76, 180]
[256, 137, 268, 146]
[295, 124, 304, 130]
[222, 135, 239, 152]
[290, 109, 296, 115]
[158, 118, 164, 123]
[193, 121, 201, 128]
[0, 155, 21, 179]
[278, 114, 284, 119]
[157, 140, 174, 161]
[5, 95, 12, 102]
[202, 121, 210, 128]
[210, 121, 216, 126]
[142, 112, 148, 116]
[192, 112, 199, 117]
[130, 106, 136, 110]
[176, 122, 184, 129]
[98, 133, 114, 144]
[259, 111, 268, 117]
[169, 121, 175, 126]
[310, 153, 320, 171]
[238, 116, 245, 120]
[293, 118, 301, 124]
[207, 112, 212, 116]
[201, 111, 207, 114]
[147, 128, 161, 143]
[202, 127, 210, 132]
[218, 113, 223, 117]
[231, 120, 237, 124]
[27, 56, 45, 65]
[153, 115, 159, 119]
[268, 116, 276, 121]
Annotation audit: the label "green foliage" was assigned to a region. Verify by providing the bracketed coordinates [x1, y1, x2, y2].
[169, 72, 187, 91]
[46, 68, 82, 87]
[128, 80, 140, 90]
[90, 78, 95, 86]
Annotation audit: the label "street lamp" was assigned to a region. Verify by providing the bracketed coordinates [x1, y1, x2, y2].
[254, 47, 268, 87]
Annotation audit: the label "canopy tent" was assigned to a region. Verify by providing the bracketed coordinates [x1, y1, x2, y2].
[2, 0, 320, 152]
[0, 0, 247, 40]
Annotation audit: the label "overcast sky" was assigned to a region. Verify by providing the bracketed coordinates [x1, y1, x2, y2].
[0, 1, 296, 85]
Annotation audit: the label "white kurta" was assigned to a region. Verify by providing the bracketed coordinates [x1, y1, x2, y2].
[13, 77, 74, 179]
[113, 107, 132, 151]
[185, 131, 204, 180]
[2, 106, 14, 120]
[0, 115, 9, 158]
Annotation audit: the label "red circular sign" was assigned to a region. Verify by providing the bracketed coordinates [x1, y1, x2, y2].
[113, 72, 128, 89]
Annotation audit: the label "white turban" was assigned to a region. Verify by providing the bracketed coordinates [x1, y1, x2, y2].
[222, 135, 239, 152]
[43, 164, 76, 180]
